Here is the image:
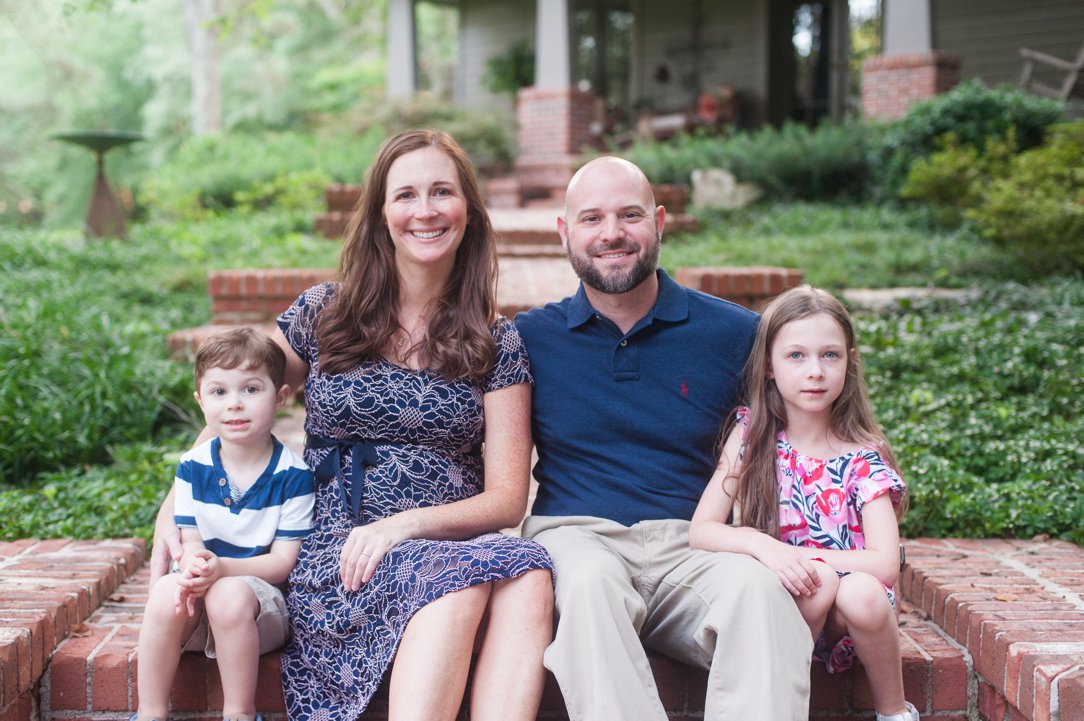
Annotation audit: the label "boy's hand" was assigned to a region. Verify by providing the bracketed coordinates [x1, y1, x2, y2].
[174, 549, 221, 615]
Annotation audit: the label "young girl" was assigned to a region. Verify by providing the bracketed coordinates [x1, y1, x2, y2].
[689, 285, 918, 721]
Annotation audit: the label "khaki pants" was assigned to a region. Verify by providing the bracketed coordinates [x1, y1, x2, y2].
[523, 515, 811, 721]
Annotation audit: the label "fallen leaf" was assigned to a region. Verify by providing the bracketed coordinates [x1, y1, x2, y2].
[994, 593, 1017, 602]
[70, 623, 91, 636]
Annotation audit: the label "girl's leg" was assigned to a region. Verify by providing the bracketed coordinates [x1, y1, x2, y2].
[137, 575, 203, 719]
[793, 562, 840, 641]
[469, 569, 553, 721]
[830, 572, 908, 716]
[388, 583, 491, 721]
[203, 579, 261, 718]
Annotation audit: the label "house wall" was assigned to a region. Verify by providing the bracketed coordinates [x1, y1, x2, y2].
[631, 0, 767, 123]
[455, 0, 535, 114]
[932, 0, 1084, 86]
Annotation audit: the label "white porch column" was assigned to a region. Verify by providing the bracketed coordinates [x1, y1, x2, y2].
[535, 0, 571, 88]
[882, 0, 932, 55]
[386, 0, 416, 98]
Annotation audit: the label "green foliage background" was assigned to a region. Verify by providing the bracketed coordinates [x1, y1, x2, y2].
[0, 1, 1080, 546]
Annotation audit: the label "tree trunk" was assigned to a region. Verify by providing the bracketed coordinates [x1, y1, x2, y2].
[182, 0, 222, 135]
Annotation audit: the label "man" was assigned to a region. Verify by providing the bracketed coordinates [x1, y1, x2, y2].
[515, 157, 811, 720]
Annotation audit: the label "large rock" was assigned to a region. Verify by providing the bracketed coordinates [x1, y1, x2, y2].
[691, 168, 763, 210]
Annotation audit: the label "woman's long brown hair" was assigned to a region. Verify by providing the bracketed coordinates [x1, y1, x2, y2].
[734, 285, 903, 537]
[316, 129, 499, 379]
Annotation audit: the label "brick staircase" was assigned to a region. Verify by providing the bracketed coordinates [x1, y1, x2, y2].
[4, 538, 1083, 721]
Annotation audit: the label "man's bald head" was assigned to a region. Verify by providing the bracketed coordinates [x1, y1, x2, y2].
[564, 157, 656, 218]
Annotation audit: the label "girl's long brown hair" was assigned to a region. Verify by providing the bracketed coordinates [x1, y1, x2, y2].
[735, 285, 903, 537]
[316, 129, 499, 379]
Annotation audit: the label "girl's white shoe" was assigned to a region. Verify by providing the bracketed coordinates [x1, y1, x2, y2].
[875, 701, 920, 721]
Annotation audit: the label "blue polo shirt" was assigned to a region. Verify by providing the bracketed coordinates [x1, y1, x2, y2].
[515, 270, 758, 526]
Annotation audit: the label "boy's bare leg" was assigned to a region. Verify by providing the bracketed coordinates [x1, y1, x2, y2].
[137, 575, 202, 718]
[204, 579, 262, 718]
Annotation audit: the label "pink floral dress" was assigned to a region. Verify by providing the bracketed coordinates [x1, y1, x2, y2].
[736, 407, 906, 672]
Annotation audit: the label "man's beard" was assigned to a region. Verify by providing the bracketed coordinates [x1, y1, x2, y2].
[568, 234, 661, 295]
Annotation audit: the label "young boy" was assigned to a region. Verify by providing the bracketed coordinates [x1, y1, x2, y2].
[133, 328, 315, 721]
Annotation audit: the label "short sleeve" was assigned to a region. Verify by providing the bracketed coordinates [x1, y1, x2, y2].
[482, 318, 533, 394]
[275, 467, 316, 541]
[849, 449, 906, 513]
[276, 282, 336, 365]
[173, 459, 198, 529]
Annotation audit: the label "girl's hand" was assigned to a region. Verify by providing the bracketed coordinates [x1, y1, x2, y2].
[340, 517, 412, 591]
[755, 539, 824, 597]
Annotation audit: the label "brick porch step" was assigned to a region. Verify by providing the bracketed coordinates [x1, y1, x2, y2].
[6, 538, 1084, 721]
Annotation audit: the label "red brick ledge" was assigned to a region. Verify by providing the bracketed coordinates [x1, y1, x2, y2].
[6, 538, 1084, 721]
[900, 538, 1084, 721]
[0, 539, 145, 721]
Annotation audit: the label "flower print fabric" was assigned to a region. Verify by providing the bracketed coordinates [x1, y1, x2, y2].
[736, 407, 906, 672]
[277, 283, 553, 721]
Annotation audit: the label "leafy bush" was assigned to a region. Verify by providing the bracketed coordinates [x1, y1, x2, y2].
[0, 230, 199, 483]
[861, 280, 1084, 543]
[968, 122, 1084, 274]
[141, 129, 385, 219]
[869, 79, 1065, 200]
[356, 96, 517, 175]
[623, 121, 871, 201]
[0, 210, 338, 487]
[0, 441, 183, 542]
[900, 122, 1084, 273]
[899, 131, 1015, 217]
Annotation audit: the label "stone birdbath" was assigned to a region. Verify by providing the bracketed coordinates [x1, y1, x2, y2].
[52, 129, 143, 237]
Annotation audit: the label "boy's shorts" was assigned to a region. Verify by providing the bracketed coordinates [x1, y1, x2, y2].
[180, 575, 290, 658]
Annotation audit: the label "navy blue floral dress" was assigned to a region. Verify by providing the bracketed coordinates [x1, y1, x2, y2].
[277, 283, 553, 721]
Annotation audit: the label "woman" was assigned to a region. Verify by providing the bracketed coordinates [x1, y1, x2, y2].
[155, 129, 553, 721]
[276, 129, 553, 721]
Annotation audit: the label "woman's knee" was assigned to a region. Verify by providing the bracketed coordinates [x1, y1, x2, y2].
[493, 569, 554, 621]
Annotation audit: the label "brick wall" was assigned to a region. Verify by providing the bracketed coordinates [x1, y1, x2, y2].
[674, 266, 804, 311]
[515, 87, 595, 191]
[207, 269, 336, 326]
[861, 52, 962, 120]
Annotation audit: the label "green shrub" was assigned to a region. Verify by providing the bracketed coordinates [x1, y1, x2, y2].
[346, 96, 516, 176]
[967, 122, 1084, 274]
[0, 441, 183, 542]
[0, 230, 198, 483]
[623, 121, 871, 201]
[869, 79, 1065, 200]
[861, 280, 1084, 543]
[141, 129, 384, 219]
[899, 130, 1015, 224]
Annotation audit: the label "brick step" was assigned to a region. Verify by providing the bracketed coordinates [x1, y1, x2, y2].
[6, 539, 1084, 721]
[37, 568, 961, 721]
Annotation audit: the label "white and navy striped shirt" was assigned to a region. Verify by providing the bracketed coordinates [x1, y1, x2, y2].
[174, 436, 315, 558]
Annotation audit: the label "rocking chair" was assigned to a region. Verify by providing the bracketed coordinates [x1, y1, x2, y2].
[1019, 40, 1084, 101]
